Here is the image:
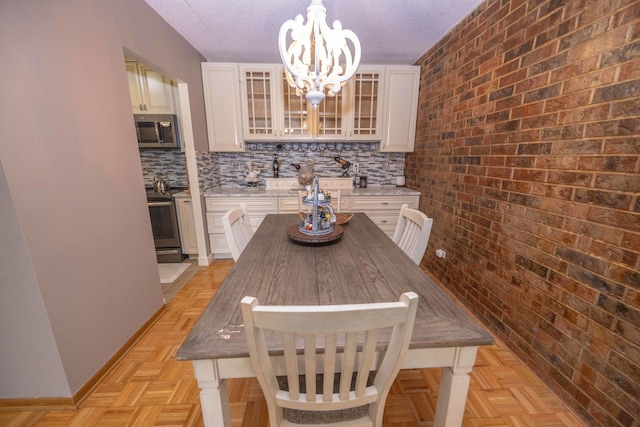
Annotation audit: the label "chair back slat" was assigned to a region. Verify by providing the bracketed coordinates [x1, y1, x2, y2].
[323, 334, 338, 402]
[304, 333, 317, 401]
[283, 332, 299, 400]
[241, 292, 419, 427]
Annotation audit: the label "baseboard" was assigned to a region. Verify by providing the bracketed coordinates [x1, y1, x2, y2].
[0, 304, 167, 411]
[0, 397, 75, 411]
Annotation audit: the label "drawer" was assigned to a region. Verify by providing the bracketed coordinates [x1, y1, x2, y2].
[365, 212, 399, 233]
[207, 212, 265, 234]
[350, 196, 418, 212]
[205, 197, 279, 213]
[278, 196, 300, 213]
[209, 234, 232, 258]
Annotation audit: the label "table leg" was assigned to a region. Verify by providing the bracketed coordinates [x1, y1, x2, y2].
[192, 359, 231, 427]
[433, 346, 478, 427]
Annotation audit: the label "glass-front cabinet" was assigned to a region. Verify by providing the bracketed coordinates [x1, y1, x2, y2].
[240, 66, 278, 140]
[239, 65, 381, 142]
[280, 72, 313, 140]
[205, 63, 418, 151]
[344, 68, 382, 141]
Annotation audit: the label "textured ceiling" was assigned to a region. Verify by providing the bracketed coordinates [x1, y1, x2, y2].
[145, 0, 485, 65]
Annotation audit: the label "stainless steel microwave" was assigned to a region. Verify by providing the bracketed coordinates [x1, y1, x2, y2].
[134, 114, 181, 149]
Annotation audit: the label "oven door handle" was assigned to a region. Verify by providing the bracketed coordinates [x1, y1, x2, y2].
[148, 201, 173, 207]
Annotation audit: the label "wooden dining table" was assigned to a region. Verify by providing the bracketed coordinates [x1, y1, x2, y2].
[177, 213, 493, 427]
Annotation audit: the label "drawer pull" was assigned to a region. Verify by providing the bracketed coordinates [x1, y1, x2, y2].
[381, 219, 387, 223]
[381, 202, 388, 205]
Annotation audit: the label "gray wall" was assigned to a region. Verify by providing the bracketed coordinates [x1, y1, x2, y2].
[0, 0, 206, 398]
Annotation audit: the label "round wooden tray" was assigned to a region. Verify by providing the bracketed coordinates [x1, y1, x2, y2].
[288, 224, 344, 244]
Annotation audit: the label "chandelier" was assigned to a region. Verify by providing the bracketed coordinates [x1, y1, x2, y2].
[278, 0, 361, 107]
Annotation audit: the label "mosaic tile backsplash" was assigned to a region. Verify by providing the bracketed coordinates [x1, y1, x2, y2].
[140, 150, 189, 189]
[142, 148, 405, 192]
[212, 150, 405, 189]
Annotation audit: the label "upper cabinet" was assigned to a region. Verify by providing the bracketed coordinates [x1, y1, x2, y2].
[202, 63, 245, 152]
[344, 68, 383, 141]
[238, 65, 384, 143]
[202, 63, 419, 152]
[126, 60, 177, 114]
[379, 67, 420, 152]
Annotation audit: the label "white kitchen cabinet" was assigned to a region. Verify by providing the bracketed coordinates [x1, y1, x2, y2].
[126, 60, 176, 114]
[278, 196, 300, 213]
[205, 197, 279, 258]
[348, 194, 419, 237]
[379, 66, 420, 152]
[342, 68, 384, 141]
[175, 197, 198, 256]
[237, 65, 383, 142]
[240, 65, 314, 141]
[202, 63, 245, 152]
[206, 190, 418, 258]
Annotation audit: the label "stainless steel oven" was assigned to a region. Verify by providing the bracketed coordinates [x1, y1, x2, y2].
[146, 191, 185, 263]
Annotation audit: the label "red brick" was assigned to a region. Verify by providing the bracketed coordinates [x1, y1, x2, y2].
[410, 0, 640, 424]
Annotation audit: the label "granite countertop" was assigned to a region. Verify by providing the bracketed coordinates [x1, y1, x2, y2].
[172, 191, 192, 199]
[201, 186, 419, 197]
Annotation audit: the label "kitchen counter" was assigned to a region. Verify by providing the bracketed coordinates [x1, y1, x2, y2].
[172, 191, 192, 199]
[202, 186, 419, 198]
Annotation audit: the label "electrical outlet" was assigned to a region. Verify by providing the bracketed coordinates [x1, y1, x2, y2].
[435, 249, 446, 259]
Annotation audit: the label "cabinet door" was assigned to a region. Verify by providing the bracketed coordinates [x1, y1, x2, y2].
[277, 68, 313, 140]
[126, 61, 176, 114]
[314, 87, 347, 141]
[345, 68, 383, 141]
[138, 65, 176, 114]
[126, 61, 145, 113]
[380, 66, 420, 152]
[240, 66, 278, 140]
[175, 198, 198, 255]
[202, 63, 245, 152]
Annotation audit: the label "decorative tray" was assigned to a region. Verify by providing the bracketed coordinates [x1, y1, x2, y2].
[287, 224, 344, 244]
[301, 195, 331, 205]
[298, 212, 353, 225]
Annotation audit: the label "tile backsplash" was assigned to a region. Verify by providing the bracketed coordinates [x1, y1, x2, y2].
[198, 149, 405, 190]
[139, 150, 189, 188]
[141, 148, 405, 192]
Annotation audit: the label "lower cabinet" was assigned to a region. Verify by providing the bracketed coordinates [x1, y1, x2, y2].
[206, 193, 419, 258]
[175, 198, 198, 256]
[347, 195, 419, 238]
[205, 197, 279, 258]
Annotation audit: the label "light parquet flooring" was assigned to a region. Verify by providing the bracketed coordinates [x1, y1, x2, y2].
[0, 260, 586, 427]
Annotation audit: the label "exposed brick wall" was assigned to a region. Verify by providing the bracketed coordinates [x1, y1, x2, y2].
[407, 0, 640, 425]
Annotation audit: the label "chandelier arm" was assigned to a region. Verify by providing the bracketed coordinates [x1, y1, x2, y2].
[278, 0, 361, 107]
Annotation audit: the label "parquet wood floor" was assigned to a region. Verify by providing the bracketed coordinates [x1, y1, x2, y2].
[0, 260, 586, 427]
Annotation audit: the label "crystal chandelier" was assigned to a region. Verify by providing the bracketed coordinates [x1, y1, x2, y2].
[278, 0, 361, 107]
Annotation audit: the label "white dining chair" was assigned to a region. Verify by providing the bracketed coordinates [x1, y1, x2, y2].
[221, 203, 254, 261]
[392, 204, 433, 265]
[241, 292, 419, 427]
